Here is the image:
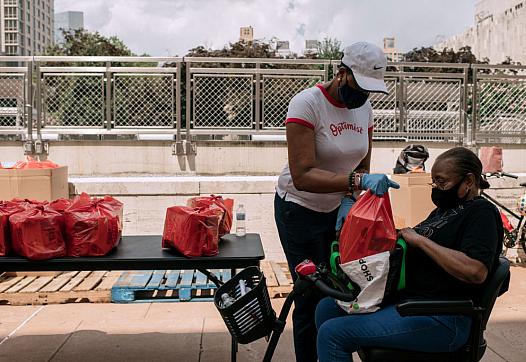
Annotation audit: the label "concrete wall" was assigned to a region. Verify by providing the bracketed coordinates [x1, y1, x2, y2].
[436, 0, 526, 63]
[1, 140, 525, 175]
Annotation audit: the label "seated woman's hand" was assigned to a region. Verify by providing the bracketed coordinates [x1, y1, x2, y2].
[398, 227, 424, 248]
[335, 194, 356, 231]
[360, 173, 400, 196]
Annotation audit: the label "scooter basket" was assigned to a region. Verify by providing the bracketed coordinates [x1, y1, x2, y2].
[214, 266, 276, 344]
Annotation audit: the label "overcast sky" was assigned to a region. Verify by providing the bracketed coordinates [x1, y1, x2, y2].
[55, 0, 477, 56]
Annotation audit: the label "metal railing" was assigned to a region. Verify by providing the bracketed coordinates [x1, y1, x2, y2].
[472, 63, 526, 144]
[1, 56, 525, 150]
[185, 57, 329, 135]
[32, 56, 183, 138]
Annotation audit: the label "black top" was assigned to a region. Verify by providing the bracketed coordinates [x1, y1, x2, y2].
[404, 197, 503, 300]
[0, 234, 265, 272]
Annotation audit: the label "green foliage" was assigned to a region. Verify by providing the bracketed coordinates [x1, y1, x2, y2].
[316, 37, 342, 60]
[46, 29, 134, 57]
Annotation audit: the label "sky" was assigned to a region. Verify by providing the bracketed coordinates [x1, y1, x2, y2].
[55, 0, 478, 56]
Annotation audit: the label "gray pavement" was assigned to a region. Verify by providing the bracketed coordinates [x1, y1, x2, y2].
[0, 265, 525, 361]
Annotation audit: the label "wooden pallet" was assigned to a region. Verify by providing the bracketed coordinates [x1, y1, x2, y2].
[261, 261, 293, 298]
[111, 269, 232, 303]
[0, 271, 121, 306]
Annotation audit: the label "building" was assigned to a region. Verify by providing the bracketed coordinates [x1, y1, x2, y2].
[1, 0, 54, 55]
[383, 37, 402, 62]
[239, 26, 253, 42]
[304, 39, 319, 56]
[435, 0, 526, 63]
[54, 10, 83, 43]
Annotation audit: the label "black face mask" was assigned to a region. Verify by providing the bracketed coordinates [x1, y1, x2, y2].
[431, 178, 468, 210]
[338, 83, 369, 109]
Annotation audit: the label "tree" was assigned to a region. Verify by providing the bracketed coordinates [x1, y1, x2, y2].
[316, 37, 342, 60]
[45, 29, 134, 57]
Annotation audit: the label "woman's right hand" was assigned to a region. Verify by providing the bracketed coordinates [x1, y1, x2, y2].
[360, 173, 400, 196]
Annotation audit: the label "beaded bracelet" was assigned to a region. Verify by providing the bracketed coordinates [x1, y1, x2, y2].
[348, 171, 364, 193]
[348, 171, 355, 192]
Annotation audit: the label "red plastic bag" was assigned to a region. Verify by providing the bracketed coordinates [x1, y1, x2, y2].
[49, 198, 72, 213]
[187, 195, 233, 236]
[10, 198, 45, 208]
[13, 156, 59, 169]
[162, 205, 223, 257]
[9, 205, 66, 260]
[64, 193, 123, 257]
[339, 191, 397, 264]
[479, 147, 503, 174]
[0, 201, 26, 256]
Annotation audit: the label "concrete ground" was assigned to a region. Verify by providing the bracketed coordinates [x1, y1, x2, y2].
[0, 266, 524, 362]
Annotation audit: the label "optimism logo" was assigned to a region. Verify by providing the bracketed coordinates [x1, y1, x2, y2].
[329, 122, 364, 136]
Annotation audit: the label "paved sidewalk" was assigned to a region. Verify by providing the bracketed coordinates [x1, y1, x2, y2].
[0, 266, 525, 362]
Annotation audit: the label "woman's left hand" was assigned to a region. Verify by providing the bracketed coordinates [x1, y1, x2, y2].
[398, 228, 424, 248]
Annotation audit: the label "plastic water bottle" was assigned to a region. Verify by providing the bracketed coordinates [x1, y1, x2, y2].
[236, 204, 246, 237]
[220, 293, 236, 308]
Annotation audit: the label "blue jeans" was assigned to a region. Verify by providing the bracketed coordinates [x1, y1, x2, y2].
[274, 193, 338, 362]
[315, 297, 471, 362]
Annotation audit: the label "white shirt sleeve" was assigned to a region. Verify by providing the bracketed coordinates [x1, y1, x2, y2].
[285, 91, 317, 130]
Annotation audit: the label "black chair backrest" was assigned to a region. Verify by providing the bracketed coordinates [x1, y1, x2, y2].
[476, 257, 510, 331]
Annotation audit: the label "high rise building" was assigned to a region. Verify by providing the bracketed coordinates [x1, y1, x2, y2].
[239, 26, 254, 42]
[383, 37, 402, 62]
[304, 39, 319, 56]
[1, 0, 54, 55]
[54, 10, 83, 43]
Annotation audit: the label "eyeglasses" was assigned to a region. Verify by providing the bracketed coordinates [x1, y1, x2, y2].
[429, 175, 466, 190]
[429, 181, 448, 190]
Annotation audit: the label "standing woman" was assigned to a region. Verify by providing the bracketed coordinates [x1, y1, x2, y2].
[274, 42, 399, 361]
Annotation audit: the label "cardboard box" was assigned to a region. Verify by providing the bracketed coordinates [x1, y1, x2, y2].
[0, 166, 69, 202]
[390, 173, 436, 229]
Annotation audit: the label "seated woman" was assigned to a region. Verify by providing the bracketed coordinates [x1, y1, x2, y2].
[315, 146, 503, 361]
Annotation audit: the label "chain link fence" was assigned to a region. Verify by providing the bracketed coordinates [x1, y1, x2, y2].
[1, 57, 525, 144]
[0, 73, 26, 128]
[113, 74, 175, 128]
[192, 74, 253, 128]
[42, 74, 105, 128]
[473, 64, 526, 143]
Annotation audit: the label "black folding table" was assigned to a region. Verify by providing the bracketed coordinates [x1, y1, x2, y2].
[0, 233, 265, 362]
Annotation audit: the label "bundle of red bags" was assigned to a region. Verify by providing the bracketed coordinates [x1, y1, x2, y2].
[10, 204, 66, 260]
[163, 195, 234, 257]
[186, 195, 234, 237]
[0, 193, 123, 260]
[12, 156, 59, 169]
[64, 193, 123, 257]
[0, 201, 26, 256]
[162, 205, 223, 257]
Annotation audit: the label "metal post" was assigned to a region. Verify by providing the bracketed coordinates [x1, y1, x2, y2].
[185, 60, 191, 138]
[255, 62, 261, 130]
[105, 61, 112, 130]
[398, 71, 406, 134]
[323, 63, 329, 82]
[462, 66, 469, 146]
[471, 66, 478, 146]
[175, 61, 181, 141]
[26, 60, 33, 141]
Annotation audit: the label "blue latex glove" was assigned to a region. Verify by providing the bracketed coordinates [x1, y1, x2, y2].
[335, 194, 356, 231]
[360, 173, 400, 196]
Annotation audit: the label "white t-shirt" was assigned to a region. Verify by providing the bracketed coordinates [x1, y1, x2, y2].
[276, 84, 374, 212]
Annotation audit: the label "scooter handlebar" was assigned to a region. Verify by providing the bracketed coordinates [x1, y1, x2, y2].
[307, 275, 356, 302]
[501, 172, 519, 179]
